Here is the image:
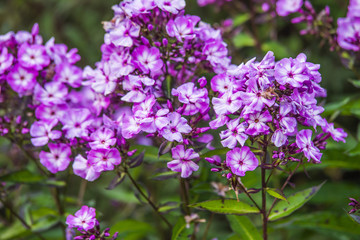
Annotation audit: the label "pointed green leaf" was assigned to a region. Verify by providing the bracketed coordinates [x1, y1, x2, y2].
[109, 219, 154, 239]
[226, 215, 262, 240]
[349, 213, 360, 225]
[233, 33, 255, 48]
[233, 13, 251, 26]
[266, 188, 287, 202]
[171, 217, 193, 240]
[190, 199, 260, 215]
[0, 170, 45, 183]
[268, 182, 325, 221]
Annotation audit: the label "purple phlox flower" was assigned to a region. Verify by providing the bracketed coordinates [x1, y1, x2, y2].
[34, 82, 68, 106]
[337, 17, 360, 51]
[45, 37, 81, 64]
[245, 110, 272, 136]
[14, 31, 33, 45]
[212, 91, 242, 115]
[167, 145, 199, 178]
[107, 19, 140, 47]
[220, 118, 248, 149]
[322, 122, 347, 143]
[196, 21, 222, 42]
[66, 206, 97, 231]
[196, 134, 214, 150]
[35, 104, 67, 122]
[6, 64, 38, 96]
[88, 148, 121, 172]
[39, 143, 71, 174]
[89, 127, 116, 149]
[209, 114, 229, 129]
[30, 119, 61, 146]
[124, 0, 156, 16]
[18, 43, 50, 70]
[249, 51, 275, 87]
[278, 102, 297, 133]
[289, 88, 317, 114]
[121, 115, 142, 139]
[296, 129, 322, 163]
[211, 73, 239, 94]
[226, 146, 258, 176]
[276, 0, 303, 16]
[348, 0, 360, 18]
[160, 112, 192, 142]
[132, 46, 163, 75]
[73, 154, 101, 181]
[166, 15, 200, 42]
[172, 82, 209, 115]
[109, 51, 135, 77]
[239, 85, 275, 115]
[271, 129, 288, 147]
[83, 62, 119, 96]
[295, 53, 322, 84]
[54, 63, 83, 88]
[121, 75, 147, 102]
[0, 47, 13, 74]
[60, 108, 93, 139]
[202, 40, 229, 71]
[274, 57, 308, 87]
[155, 0, 186, 14]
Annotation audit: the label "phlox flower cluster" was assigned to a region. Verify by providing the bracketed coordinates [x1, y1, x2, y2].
[197, 0, 232, 7]
[206, 51, 347, 178]
[66, 205, 118, 240]
[337, 0, 360, 51]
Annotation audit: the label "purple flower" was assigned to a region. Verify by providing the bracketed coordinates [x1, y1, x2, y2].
[66, 206, 97, 231]
[271, 129, 287, 147]
[322, 122, 347, 143]
[88, 148, 121, 171]
[89, 127, 116, 149]
[0, 47, 13, 74]
[220, 118, 248, 149]
[274, 57, 308, 87]
[34, 82, 68, 106]
[39, 143, 71, 174]
[121, 75, 147, 103]
[108, 19, 140, 47]
[166, 15, 200, 42]
[73, 155, 101, 181]
[226, 146, 258, 176]
[160, 112, 192, 142]
[347, 0, 360, 18]
[239, 85, 275, 114]
[296, 129, 322, 163]
[172, 82, 209, 115]
[337, 17, 360, 51]
[121, 115, 142, 139]
[155, 0, 186, 14]
[6, 65, 38, 96]
[212, 91, 242, 115]
[276, 0, 303, 17]
[132, 46, 163, 75]
[278, 102, 297, 133]
[245, 111, 272, 136]
[30, 119, 61, 146]
[167, 145, 199, 178]
[18, 43, 50, 71]
[60, 108, 93, 139]
[54, 63, 82, 88]
[35, 104, 67, 122]
[202, 40, 229, 71]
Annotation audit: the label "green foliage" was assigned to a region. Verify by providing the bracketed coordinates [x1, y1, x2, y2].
[226, 215, 262, 240]
[190, 199, 260, 215]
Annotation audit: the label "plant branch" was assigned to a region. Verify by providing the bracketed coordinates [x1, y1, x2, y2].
[237, 179, 261, 211]
[180, 178, 191, 215]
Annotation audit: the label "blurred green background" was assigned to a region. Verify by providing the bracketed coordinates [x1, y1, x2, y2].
[1, 0, 360, 239]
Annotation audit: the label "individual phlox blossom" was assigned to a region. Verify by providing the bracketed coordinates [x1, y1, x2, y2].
[35, 104, 67, 122]
[66, 206, 97, 231]
[155, 0, 186, 14]
[248, 51, 275, 87]
[276, 0, 303, 17]
[296, 129, 322, 163]
[89, 127, 116, 149]
[245, 111, 272, 136]
[167, 145, 199, 178]
[121, 115, 142, 139]
[210, 73, 239, 94]
[172, 82, 209, 115]
[271, 129, 288, 147]
[337, 17, 360, 52]
[322, 122, 348, 143]
[202, 40, 229, 72]
[212, 91, 242, 115]
[274, 57, 308, 87]
[54, 63, 83, 88]
[107, 18, 140, 47]
[88, 148, 121, 171]
[109, 51, 135, 76]
[239, 85, 275, 114]
[123, 0, 156, 16]
[73, 155, 101, 181]
[132, 46, 163, 75]
[220, 118, 248, 149]
[6, 65, 38, 96]
[166, 15, 200, 42]
[0, 47, 13, 74]
[34, 82, 68, 106]
[45, 37, 81, 65]
[60, 108, 93, 139]
[121, 75, 147, 102]
[226, 146, 258, 176]
[30, 119, 61, 146]
[196, 21, 222, 42]
[160, 112, 192, 142]
[39, 143, 71, 174]
[278, 102, 297, 133]
[348, 0, 360, 18]
[18, 43, 50, 71]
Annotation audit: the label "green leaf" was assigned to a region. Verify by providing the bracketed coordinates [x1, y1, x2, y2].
[268, 182, 325, 221]
[226, 215, 262, 240]
[190, 199, 260, 215]
[0, 170, 45, 183]
[349, 213, 360, 225]
[0, 221, 29, 240]
[233, 13, 251, 26]
[348, 79, 360, 88]
[171, 217, 186, 240]
[261, 41, 288, 59]
[266, 188, 287, 202]
[110, 220, 154, 240]
[200, 148, 228, 158]
[233, 33, 255, 48]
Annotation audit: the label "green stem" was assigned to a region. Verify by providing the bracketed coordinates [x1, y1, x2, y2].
[261, 138, 268, 240]
[237, 180, 261, 211]
[201, 213, 214, 240]
[125, 168, 172, 229]
[180, 178, 191, 215]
